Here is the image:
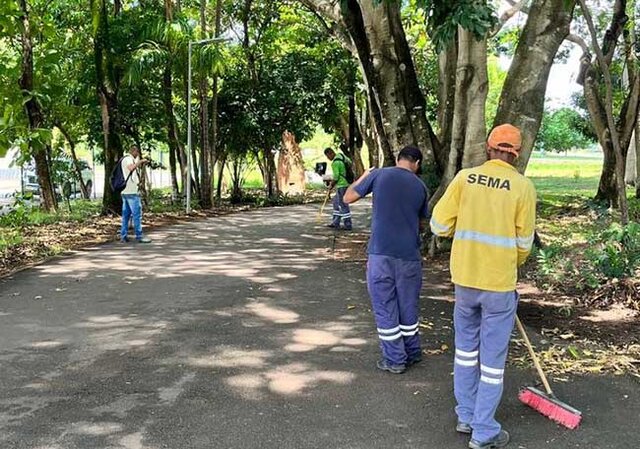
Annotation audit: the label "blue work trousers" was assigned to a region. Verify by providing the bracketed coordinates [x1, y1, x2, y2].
[332, 187, 352, 228]
[453, 285, 519, 443]
[121, 194, 143, 240]
[367, 254, 422, 366]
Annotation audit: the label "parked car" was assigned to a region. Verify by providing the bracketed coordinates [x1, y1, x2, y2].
[23, 158, 93, 199]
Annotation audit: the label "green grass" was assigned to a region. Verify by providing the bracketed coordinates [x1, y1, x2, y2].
[526, 151, 603, 199]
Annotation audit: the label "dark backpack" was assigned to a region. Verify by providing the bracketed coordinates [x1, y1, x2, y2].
[109, 157, 134, 194]
[336, 154, 355, 184]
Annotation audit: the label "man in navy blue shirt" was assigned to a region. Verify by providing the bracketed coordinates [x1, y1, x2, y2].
[344, 146, 429, 374]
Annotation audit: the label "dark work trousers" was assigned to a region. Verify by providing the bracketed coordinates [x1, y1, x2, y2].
[367, 254, 422, 366]
[331, 187, 352, 229]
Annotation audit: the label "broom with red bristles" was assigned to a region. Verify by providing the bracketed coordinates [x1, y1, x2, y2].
[515, 316, 583, 429]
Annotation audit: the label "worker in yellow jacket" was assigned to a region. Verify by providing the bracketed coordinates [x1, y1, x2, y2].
[430, 124, 536, 449]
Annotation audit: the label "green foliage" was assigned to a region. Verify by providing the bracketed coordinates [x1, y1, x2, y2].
[486, 56, 507, 127]
[417, 0, 498, 52]
[0, 195, 102, 228]
[536, 108, 595, 152]
[0, 195, 35, 228]
[231, 190, 307, 207]
[217, 1, 355, 197]
[0, 229, 22, 252]
[587, 223, 640, 280]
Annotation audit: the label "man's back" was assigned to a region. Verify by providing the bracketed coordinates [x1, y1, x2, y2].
[431, 159, 536, 291]
[356, 167, 429, 261]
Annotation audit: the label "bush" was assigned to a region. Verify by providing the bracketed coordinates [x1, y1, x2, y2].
[0, 195, 36, 228]
[531, 222, 640, 293]
[587, 223, 640, 280]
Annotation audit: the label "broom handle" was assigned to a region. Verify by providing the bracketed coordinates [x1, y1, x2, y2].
[319, 189, 331, 217]
[515, 315, 554, 396]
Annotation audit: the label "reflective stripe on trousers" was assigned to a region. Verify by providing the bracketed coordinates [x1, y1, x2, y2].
[453, 285, 518, 442]
[367, 254, 422, 366]
[332, 187, 352, 226]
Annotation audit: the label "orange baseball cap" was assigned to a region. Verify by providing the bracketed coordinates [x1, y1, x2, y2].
[487, 124, 522, 157]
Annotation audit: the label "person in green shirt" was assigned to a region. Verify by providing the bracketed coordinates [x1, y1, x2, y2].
[324, 147, 353, 230]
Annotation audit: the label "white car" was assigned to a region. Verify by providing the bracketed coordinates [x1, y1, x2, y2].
[24, 158, 93, 198]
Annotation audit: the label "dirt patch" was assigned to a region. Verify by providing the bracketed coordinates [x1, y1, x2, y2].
[333, 235, 640, 379]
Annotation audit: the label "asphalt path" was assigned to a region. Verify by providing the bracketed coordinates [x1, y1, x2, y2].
[0, 202, 638, 448]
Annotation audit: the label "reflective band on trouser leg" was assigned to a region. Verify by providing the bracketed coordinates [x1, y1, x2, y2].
[396, 258, 423, 360]
[367, 254, 406, 366]
[331, 190, 341, 226]
[471, 289, 518, 443]
[453, 285, 482, 426]
[337, 187, 352, 227]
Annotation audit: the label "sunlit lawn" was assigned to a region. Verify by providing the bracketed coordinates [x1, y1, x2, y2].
[526, 151, 603, 199]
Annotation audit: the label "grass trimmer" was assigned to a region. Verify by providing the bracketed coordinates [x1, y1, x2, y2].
[515, 316, 582, 429]
[316, 189, 332, 223]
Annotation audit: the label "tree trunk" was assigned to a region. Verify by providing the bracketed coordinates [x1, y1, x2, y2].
[162, 62, 180, 199]
[216, 152, 227, 200]
[576, 0, 639, 212]
[168, 139, 179, 201]
[301, 0, 441, 171]
[362, 102, 381, 168]
[199, 0, 212, 209]
[636, 127, 640, 198]
[164, 0, 181, 200]
[578, 0, 630, 223]
[336, 115, 365, 175]
[494, 0, 577, 173]
[18, 0, 57, 212]
[191, 135, 201, 201]
[210, 0, 223, 202]
[57, 123, 90, 200]
[437, 41, 458, 173]
[262, 149, 278, 198]
[93, 0, 123, 215]
[278, 131, 306, 194]
[431, 29, 487, 204]
[347, 85, 366, 175]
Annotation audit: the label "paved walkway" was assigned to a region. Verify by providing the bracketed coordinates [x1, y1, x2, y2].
[0, 202, 637, 448]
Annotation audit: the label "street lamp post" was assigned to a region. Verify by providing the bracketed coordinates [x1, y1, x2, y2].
[186, 37, 226, 214]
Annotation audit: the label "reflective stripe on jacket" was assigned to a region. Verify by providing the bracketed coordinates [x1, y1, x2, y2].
[430, 159, 537, 292]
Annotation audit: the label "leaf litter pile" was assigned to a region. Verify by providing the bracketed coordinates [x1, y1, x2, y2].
[509, 327, 640, 381]
[582, 278, 640, 311]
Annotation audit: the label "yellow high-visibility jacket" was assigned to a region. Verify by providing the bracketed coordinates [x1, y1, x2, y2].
[430, 159, 537, 292]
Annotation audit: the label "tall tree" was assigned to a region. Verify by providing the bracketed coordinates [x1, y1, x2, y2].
[91, 0, 124, 215]
[199, 0, 213, 208]
[577, 0, 637, 222]
[300, 0, 441, 171]
[494, 0, 577, 172]
[164, 0, 189, 200]
[211, 0, 223, 202]
[17, 0, 58, 211]
[302, 0, 576, 199]
[574, 0, 639, 209]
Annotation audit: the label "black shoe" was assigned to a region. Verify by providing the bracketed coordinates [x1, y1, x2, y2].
[376, 359, 406, 374]
[120, 237, 130, 243]
[326, 223, 338, 229]
[469, 430, 510, 449]
[406, 356, 423, 367]
[342, 226, 353, 231]
[456, 422, 472, 434]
